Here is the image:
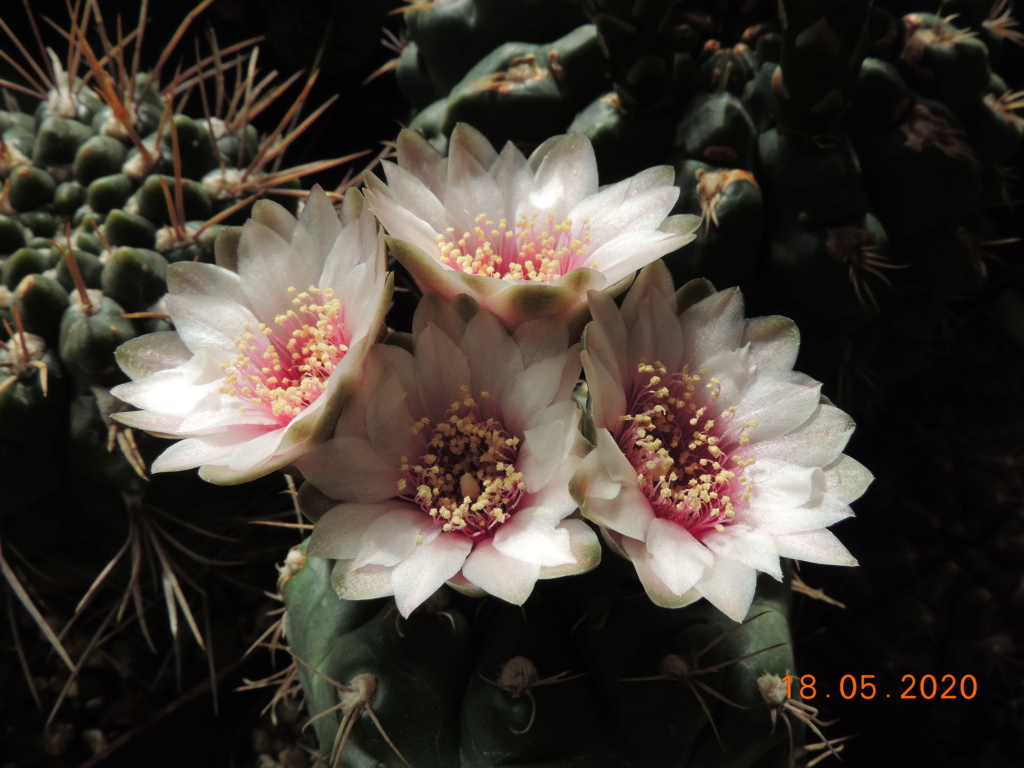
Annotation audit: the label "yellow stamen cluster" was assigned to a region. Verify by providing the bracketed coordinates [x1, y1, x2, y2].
[221, 286, 348, 422]
[622, 362, 755, 535]
[435, 212, 591, 282]
[398, 387, 525, 538]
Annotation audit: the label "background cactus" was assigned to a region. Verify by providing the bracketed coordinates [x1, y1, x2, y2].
[394, 0, 1024, 410]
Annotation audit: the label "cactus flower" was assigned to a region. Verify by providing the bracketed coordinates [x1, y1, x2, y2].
[296, 295, 599, 616]
[570, 262, 871, 621]
[110, 187, 392, 484]
[363, 123, 700, 329]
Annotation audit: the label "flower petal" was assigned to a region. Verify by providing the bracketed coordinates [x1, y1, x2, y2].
[696, 556, 758, 622]
[391, 534, 473, 617]
[645, 518, 714, 595]
[297, 436, 403, 502]
[461, 539, 540, 605]
[772, 528, 858, 566]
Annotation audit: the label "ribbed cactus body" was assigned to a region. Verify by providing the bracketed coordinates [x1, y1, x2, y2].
[283, 539, 797, 768]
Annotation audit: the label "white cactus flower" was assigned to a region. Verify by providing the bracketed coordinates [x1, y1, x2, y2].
[110, 187, 392, 484]
[570, 262, 871, 621]
[297, 294, 599, 617]
[363, 123, 699, 329]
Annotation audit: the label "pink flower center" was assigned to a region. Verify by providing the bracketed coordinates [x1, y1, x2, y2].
[221, 286, 349, 425]
[435, 212, 593, 282]
[620, 362, 756, 539]
[397, 387, 525, 539]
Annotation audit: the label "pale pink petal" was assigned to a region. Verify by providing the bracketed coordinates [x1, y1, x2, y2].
[822, 454, 874, 504]
[236, 219, 315, 322]
[296, 436, 403, 502]
[461, 539, 540, 605]
[646, 519, 714, 595]
[740, 491, 854, 535]
[622, 536, 702, 609]
[519, 400, 582, 492]
[492, 505, 574, 567]
[696, 557, 758, 622]
[163, 294, 259, 352]
[114, 331, 192, 380]
[415, 324, 472, 417]
[392, 534, 473, 617]
[150, 430, 264, 473]
[526, 133, 598, 223]
[745, 403, 855, 466]
[678, 287, 746, 368]
[772, 529, 858, 566]
[308, 503, 400, 560]
[290, 185, 343, 278]
[167, 262, 248, 304]
[702, 525, 782, 581]
[731, 375, 823, 441]
[537, 519, 601, 579]
[744, 460, 822, 510]
[354, 509, 436, 568]
[333, 562, 398, 601]
[742, 315, 800, 374]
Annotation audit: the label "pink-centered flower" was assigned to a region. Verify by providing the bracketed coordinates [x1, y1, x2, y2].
[296, 295, 599, 617]
[110, 187, 392, 484]
[570, 262, 871, 621]
[363, 123, 700, 329]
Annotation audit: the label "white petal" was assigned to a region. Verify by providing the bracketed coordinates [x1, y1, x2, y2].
[296, 436, 403, 502]
[461, 539, 540, 605]
[291, 186, 342, 277]
[354, 508, 435, 568]
[176, 395, 279, 432]
[526, 133, 598, 223]
[702, 524, 782, 580]
[646, 518, 714, 595]
[391, 534, 473, 617]
[332, 561, 396, 601]
[492, 505, 574, 567]
[308, 503, 399, 559]
[537, 519, 602, 579]
[822, 454, 874, 504]
[519, 400, 581, 493]
[165, 294, 259, 352]
[679, 287, 745, 368]
[696, 556, 758, 622]
[167, 261, 247, 304]
[114, 331, 192, 380]
[459, 309, 523, 403]
[732, 374, 822, 441]
[742, 315, 800, 374]
[586, 229, 694, 286]
[111, 408, 184, 434]
[744, 460, 822, 510]
[581, 348, 627, 434]
[499, 354, 566, 436]
[227, 427, 286, 470]
[415, 324, 471, 418]
[745, 403, 855, 467]
[621, 535, 702, 609]
[394, 129, 447, 197]
[514, 317, 570, 368]
[236, 219, 315, 321]
[773, 528, 858, 566]
[741, 491, 854, 535]
[150, 430, 262, 473]
[364, 375, 420, 465]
